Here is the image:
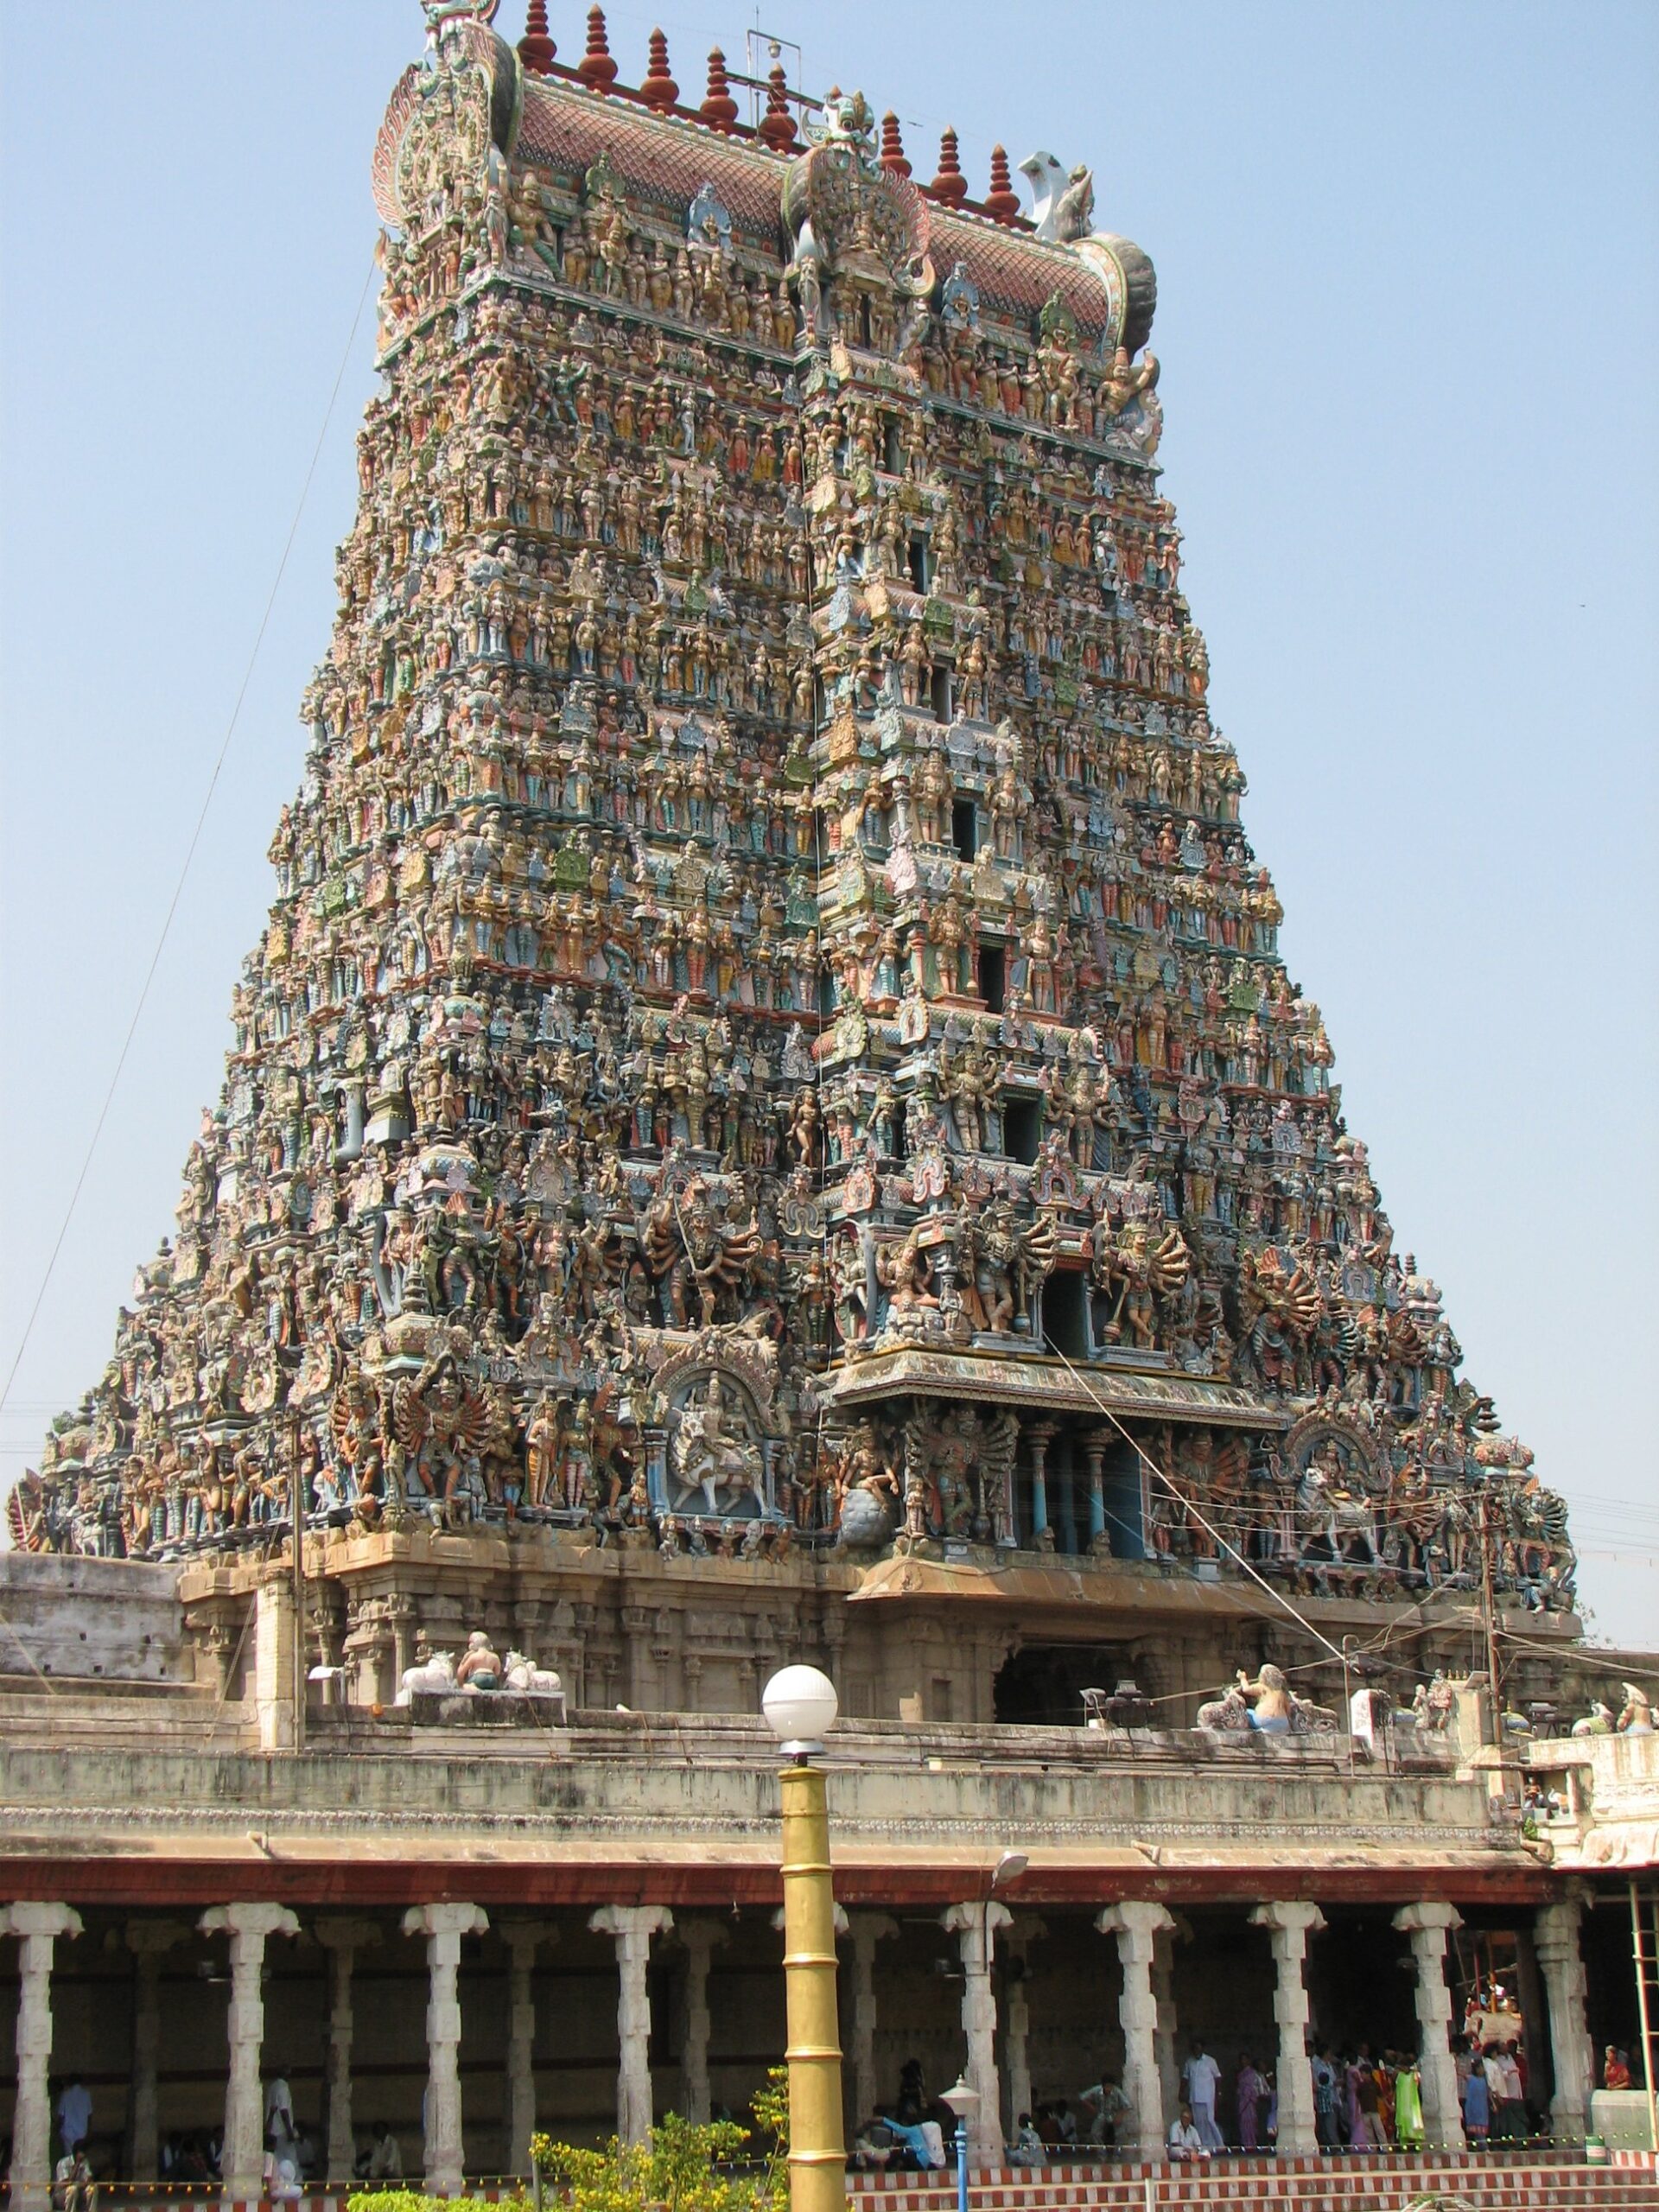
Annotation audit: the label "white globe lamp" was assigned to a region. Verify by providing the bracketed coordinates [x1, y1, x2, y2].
[762, 1663, 839, 1759]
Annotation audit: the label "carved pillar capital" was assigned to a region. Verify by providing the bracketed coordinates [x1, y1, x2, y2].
[1096, 1899, 1175, 1956]
[1392, 1902, 1463, 1939]
[0, 1905, 84, 1945]
[200, 1901, 301, 1945]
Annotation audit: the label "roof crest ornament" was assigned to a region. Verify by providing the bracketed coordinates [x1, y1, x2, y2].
[782, 85, 934, 346]
[423, 0, 500, 35]
[1019, 150, 1096, 243]
[803, 87, 877, 155]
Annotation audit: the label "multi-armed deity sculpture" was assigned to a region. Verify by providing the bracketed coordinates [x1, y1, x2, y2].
[15, 1, 1573, 1624]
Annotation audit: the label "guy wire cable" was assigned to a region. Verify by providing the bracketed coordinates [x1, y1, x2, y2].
[1039, 1332, 1349, 1662]
[0, 250, 379, 1427]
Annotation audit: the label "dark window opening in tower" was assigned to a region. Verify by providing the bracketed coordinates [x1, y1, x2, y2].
[1042, 1268, 1089, 1358]
[977, 944, 1006, 1012]
[907, 532, 931, 591]
[1002, 1095, 1040, 1165]
[931, 665, 954, 721]
[952, 798, 977, 861]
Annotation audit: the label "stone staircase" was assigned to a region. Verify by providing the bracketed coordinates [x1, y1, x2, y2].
[845, 2152, 1659, 2209]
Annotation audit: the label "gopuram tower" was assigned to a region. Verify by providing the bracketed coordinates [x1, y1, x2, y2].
[17, 0, 1578, 1726]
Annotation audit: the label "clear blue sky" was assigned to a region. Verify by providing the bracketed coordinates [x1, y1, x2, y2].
[2, 3, 1656, 1644]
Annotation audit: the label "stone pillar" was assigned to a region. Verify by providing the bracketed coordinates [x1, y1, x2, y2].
[591, 1904, 673, 2145]
[199, 1902, 300, 2200]
[316, 1918, 382, 2181]
[1082, 1430, 1112, 1555]
[1150, 1913, 1189, 2125]
[940, 1900, 1012, 2164]
[1, 1904, 83, 2212]
[1002, 1918, 1046, 2141]
[676, 1923, 728, 2125]
[1392, 1904, 1465, 2150]
[1535, 1887, 1593, 2140]
[1249, 1902, 1324, 2156]
[499, 1923, 553, 2175]
[1026, 1423, 1056, 1551]
[1097, 1903, 1175, 2160]
[402, 1902, 489, 2194]
[844, 1914, 899, 2133]
[254, 1572, 297, 1752]
[125, 1920, 188, 2182]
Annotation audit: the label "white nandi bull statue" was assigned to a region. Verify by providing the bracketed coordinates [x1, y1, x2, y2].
[505, 1650, 564, 1698]
[396, 1650, 457, 1703]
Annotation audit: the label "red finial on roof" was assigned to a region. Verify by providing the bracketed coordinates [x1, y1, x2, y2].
[639, 27, 679, 110]
[759, 64, 798, 153]
[879, 112, 912, 179]
[576, 6, 618, 91]
[929, 126, 968, 206]
[983, 143, 1020, 222]
[518, 0, 556, 75]
[701, 47, 740, 131]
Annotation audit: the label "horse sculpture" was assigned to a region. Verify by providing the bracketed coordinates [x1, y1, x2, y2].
[1294, 1459, 1381, 1565]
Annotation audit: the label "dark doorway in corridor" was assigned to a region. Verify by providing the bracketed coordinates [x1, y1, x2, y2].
[994, 1642, 1128, 1727]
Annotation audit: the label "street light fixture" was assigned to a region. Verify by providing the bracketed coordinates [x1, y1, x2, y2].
[939, 2075, 979, 2212]
[763, 1665, 846, 2212]
[764, 1664, 842, 1758]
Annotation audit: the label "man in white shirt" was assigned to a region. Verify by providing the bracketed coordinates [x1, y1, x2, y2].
[367, 2123, 403, 2179]
[1181, 2041, 1224, 2150]
[262, 2148, 302, 2202]
[1167, 2104, 1208, 2163]
[53, 2150, 94, 2212]
[264, 2075, 296, 2152]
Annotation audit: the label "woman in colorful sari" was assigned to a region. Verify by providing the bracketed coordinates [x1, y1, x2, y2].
[1394, 2058, 1424, 2150]
[1236, 2054, 1266, 2151]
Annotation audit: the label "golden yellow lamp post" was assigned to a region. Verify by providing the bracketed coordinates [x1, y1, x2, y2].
[763, 1664, 847, 2212]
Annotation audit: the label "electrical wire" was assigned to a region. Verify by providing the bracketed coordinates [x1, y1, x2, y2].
[1039, 1334, 1349, 1662]
[0, 253, 379, 1433]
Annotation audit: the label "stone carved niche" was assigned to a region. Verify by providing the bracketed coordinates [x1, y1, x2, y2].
[1282, 1408, 1389, 1567]
[781, 92, 935, 351]
[649, 1334, 785, 1523]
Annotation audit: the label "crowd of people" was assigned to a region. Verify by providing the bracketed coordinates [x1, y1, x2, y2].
[23, 2068, 409, 2203]
[851, 2024, 1630, 2177]
[29, 2029, 1651, 2195]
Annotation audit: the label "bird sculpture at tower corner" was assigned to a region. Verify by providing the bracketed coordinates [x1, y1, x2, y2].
[1020, 152, 1097, 242]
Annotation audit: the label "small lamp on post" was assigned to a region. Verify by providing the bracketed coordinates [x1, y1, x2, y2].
[940, 2075, 978, 2212]
[763, 1665, 847, 2212]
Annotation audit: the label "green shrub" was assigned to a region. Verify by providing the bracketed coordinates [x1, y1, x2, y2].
[531, 2077, 790, 2212]
[349, 2195, 527, 2212]
[350, 2074, 791, 2212]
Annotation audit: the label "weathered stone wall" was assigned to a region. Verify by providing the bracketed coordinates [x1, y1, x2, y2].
[0, 1726, 1498, 1875]
[0, 1554, 188, 1684]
